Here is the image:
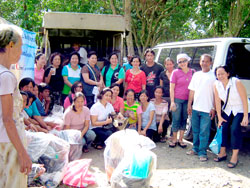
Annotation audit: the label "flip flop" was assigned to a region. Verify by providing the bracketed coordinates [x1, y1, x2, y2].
[186, 150, 198, 155]
[169, 141, 177, 148]
[199, 157, 208, 162]
[227, 160, 239, 168]
[178, 141, 187, 148]
[214, 155, 227, 162]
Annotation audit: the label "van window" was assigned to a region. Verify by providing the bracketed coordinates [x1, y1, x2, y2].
[193, 46, 216, 71]
[158, 48, 171, 65]
[226, 43, 250, 79]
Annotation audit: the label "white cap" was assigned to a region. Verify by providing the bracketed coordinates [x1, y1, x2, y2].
[177, 53, 191, 63]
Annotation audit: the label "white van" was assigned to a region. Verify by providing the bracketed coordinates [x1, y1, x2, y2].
[153, 38, 250, 138]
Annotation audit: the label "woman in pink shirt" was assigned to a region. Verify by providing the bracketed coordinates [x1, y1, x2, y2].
[169, 53, 194, 148]
[124, 55, 146, 97]
[110, 83, 124, 114]
[34, 53, 46, 84]
[63, 92, 96, 153]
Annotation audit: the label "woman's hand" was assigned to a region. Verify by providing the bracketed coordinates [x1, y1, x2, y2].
[170, 102, 176, 112]
[241, 115, 249, 126]
[129, 123, 136, 129]
[158, 124, 163, 134]
[105, 116, 113, 125]
[140, 129, 146, 136]
[128, 111, 135, 119]
[218, 117, 227, 128]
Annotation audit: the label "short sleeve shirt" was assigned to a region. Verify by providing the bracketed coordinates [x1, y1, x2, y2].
[140, 102, 157, 131]
[125, 70, 146, 93]
[81, 64, 101, 82]
[102, 64, 125, 87]
[124, 101, 142, 124]
[150, 98, 168, 122]
[34, 67, 44, 85]
[44, 66, 64, 92]
[111, 96, 124, 113]
[63, 106, 90, 131]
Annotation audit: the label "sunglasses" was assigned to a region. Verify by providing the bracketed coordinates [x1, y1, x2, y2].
[76, 85, 82, 88]
[178, 59, 188, 64]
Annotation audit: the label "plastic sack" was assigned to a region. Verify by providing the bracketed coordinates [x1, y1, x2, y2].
[209, 127, 222, 154]
[26, 131, 70, 188]
[44, 104, 64, 129]
[28, 163, 46, 186]
[63, 159, 95, 187]
[50, 129, 83, 161]
[104, 129, 156, 186]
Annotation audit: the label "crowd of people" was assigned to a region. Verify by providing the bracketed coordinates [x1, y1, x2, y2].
[0, 24, 249, 187]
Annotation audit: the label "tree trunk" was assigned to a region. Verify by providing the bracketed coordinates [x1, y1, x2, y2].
[124, 0, 135, 56]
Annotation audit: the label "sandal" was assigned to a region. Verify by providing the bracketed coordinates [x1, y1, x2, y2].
[227, 160, 239, 168]
[160, 137, 167, 143]
[178, 141, 187, 148]
[169, 141, 177, 148]
[199, 157, 208, 162]
[186, 150, 198, 155]
[214, 155, 227, 162]
[91, 143, 103, 150]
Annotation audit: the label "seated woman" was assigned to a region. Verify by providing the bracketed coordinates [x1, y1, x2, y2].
[124, 89, 142, 130]
[63, 92, 96, 153]
[110, 83, 124, 114]
[21, 91, 48, 133]
[90, 88, 115, 149]
[138, 90, 157, 140]
[150, 86, 169, 142]
[64, 81, 86, 110]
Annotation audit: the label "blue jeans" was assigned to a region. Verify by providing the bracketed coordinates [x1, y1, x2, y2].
[172, 98, 188, 132]
[221, 112, 243, 149]
[191, 110, 211, 157]
[82, 129, 96, 147]
[92, 127, 113, 146]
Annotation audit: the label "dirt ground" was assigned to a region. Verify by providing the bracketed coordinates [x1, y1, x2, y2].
[78, 138, 250, 188]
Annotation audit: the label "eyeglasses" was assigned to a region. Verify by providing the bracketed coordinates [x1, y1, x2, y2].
[178, 59, 188, 64]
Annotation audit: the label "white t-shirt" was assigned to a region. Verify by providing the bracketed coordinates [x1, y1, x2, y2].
[214, 77, 250, 116]
[0, 65, 17, 142]
[90, 101, 115, 129]
[78, 47, 88, 65]
[188, 70, 216, 113]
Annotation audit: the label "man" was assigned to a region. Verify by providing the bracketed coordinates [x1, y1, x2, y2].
[72, 42, 88, 67]
[187, 54, 216, 161]
[38, 83, 51, 115]
[140, 49, 164, 99]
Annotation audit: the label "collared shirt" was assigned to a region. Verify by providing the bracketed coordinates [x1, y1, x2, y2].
[101, 64, 125, 87]
[215, 77, 250, 116]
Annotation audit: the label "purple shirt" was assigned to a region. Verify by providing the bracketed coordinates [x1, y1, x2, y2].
[170, 69, 193, 100]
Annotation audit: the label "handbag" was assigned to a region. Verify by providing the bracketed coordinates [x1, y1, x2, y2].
[86, 64, 99, 102]
[209, 127, 222, 154]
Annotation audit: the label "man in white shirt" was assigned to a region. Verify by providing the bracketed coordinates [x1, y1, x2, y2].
[187, 54, 216, 161]
[72, 43, 88, 66]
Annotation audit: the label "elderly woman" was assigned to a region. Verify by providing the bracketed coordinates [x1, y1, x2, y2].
[44, 52, 64, 105]
[81, 51, 104, 108]
[63, 92, 96, 153]
[0, 24, 32, 187]
[34, 53, 46, 84]
[124, 55, 146, 98]
[213, 66, 249, 168]
[169, 53, 194, 148]
[90, 88, 115, 149]
[62, 51, 81, 103]
[102, 52, 125, 95]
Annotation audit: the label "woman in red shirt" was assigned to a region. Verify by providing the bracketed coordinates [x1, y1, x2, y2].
[124, 55, 146, 98]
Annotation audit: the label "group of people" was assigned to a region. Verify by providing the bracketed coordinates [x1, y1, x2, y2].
[0, 24, 249, 187]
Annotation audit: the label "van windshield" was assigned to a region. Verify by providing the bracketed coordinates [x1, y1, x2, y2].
[226, 43, 250, 79]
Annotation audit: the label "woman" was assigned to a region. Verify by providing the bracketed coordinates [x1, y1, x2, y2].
[0, 24, 32, 188]
[159, 57, 175, 99]
[151, 86, 169, 142]
[102, 52, 125, 95]
[90, 88, 115, 149]
[81, 51, 104, 108]
[124, 55, 146, 97]
[62, 51, 81, 103]
[34, 53, 46, 84]
[169, 53, 194, 148]
[63, 92, 96, 153]
[124, 89, 142, 130]
[44, 52, 64, 105]
[138, 90, 157, 140]
[64, 81, 86, 110]
[110, 83, 124, 114]
[213, 66, 249, 168]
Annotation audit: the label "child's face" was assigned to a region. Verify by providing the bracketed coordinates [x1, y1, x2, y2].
[33, 86, 39, 96]
[22, 95, 28, 110]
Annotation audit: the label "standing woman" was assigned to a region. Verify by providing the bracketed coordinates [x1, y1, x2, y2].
[159, 57, 175, 100]
[61, 51, 81, 103]
[34, 53, 46, 84]
[0, 25, 32, 188]
[44, 52, 64, 105]
[81, 51, 104, 108]
[138, 90, 157, 140]
[169, 53, 194, 148]
[90, 88, 115, 149]
[213, 66, 249, 168]
[63, 92, 96, 153]
[110, 83, 124, 114]
[102, 52, 125, 95]
[124, 55, 146, 98]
